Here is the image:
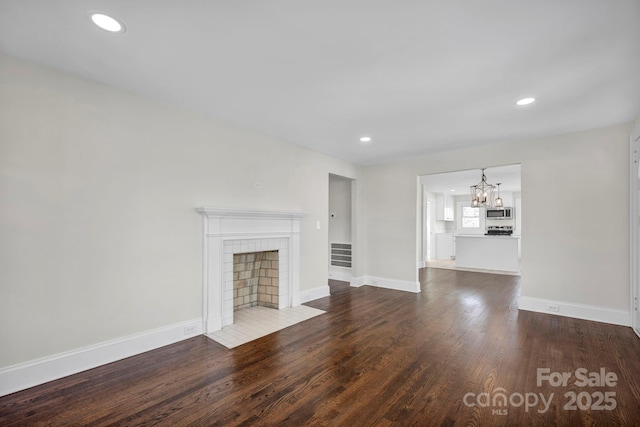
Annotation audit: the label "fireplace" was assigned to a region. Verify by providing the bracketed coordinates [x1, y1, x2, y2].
[196, 208, 306, 333]
[233, 250, 279, 311]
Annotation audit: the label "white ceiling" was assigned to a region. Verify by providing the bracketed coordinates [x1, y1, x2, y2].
[1, 1, 639, 165]
[420, 164, 521, 195]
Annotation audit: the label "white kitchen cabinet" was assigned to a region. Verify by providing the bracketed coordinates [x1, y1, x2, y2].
[435, 194, 454, 222]
[436, 233, 455, 259]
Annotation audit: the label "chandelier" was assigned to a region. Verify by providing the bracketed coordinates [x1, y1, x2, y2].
[470, 168, 498, 207]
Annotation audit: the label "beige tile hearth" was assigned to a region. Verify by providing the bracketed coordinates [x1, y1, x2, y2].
[207, 305, 325, 349]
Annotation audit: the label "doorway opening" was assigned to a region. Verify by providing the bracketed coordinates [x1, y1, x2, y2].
[419, 164, 522, 275]
[328, 174, 355, 283]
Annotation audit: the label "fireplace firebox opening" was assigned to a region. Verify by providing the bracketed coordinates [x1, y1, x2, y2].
[233, 250, 279, 311]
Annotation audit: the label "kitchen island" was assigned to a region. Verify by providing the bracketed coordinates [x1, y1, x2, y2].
[455, 235, 520, 272]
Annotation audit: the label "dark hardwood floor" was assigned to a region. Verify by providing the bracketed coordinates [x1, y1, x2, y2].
[2, 268, 640, 426]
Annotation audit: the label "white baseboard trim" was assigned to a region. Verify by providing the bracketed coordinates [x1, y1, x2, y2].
[518, 297, 631, 327]
[419, 260, 426, 269]
[350, 275, 420, 293]
[299, 285, 331, 303]
[328, 270, 352, 282]
[0, 318, 203, 398]
[350, 276, 366, 287]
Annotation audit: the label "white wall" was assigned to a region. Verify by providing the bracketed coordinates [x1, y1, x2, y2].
[0, 54, 358, 369]
[0, 51, 633, 391]
[362, 124, 632, 321]
[359, 163, 421, 281]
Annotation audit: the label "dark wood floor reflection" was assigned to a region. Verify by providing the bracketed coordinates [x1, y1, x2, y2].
[2, 269, 640, 426]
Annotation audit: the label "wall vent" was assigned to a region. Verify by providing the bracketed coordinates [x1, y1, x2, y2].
[330, 243, 352, 268]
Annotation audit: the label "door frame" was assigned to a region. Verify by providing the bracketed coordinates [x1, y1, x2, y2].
[422, 188, 436, 262]
[630, 122, 640, 338]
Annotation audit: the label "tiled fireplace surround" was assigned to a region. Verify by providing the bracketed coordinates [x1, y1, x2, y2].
[196, 208, 306, 333]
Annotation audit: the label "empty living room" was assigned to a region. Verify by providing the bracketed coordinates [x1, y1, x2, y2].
[1, 1, 640, 426]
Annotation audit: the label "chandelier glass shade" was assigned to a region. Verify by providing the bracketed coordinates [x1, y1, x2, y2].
[494, 183, 503, 208]
[470, 168, 496, 207]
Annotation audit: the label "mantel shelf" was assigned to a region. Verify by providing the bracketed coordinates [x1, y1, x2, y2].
[196, 207, 307, 220]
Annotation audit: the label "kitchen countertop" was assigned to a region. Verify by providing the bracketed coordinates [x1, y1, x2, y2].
[455, 234, 520, 239]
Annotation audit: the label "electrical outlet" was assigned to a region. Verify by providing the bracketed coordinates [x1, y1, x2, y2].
[547, 304, 559, 313]
[184, 325, 197, 335]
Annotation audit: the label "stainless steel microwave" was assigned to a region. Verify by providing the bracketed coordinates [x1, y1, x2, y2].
[486, 207, 513, 220]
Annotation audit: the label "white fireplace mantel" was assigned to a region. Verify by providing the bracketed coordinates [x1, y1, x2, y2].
[197, 207, 307, 333]
[196, 207, 307, 220]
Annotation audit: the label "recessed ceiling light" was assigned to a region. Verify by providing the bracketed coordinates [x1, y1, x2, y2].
[90, 13, 125, 33]
[359, 136, 372, 143]
[450, 189, 456, 192]
[516, 97, 536, 106]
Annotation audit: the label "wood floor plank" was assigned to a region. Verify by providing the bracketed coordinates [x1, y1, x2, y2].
[2, 269, 640, 426]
